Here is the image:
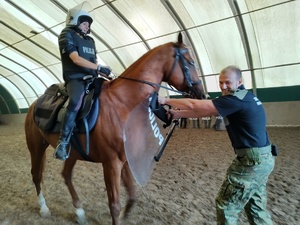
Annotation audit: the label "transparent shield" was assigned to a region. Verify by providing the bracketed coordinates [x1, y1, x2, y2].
[123, 96, 170, 186]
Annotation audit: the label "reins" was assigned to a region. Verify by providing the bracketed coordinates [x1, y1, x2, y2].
[117, 76, 190, 96]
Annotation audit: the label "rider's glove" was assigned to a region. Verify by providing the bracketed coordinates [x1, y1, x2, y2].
[97, 65, 112, 76]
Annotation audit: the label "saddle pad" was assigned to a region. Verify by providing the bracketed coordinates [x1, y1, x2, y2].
[34, 84, 68, 132]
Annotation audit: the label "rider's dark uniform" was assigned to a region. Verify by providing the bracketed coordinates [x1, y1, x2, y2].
[54, 23, 98, 161]
[212, 85, 275, 224]
[59, 26, 97, 111]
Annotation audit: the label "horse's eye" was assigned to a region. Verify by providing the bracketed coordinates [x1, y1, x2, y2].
[189, 61, 195, 66]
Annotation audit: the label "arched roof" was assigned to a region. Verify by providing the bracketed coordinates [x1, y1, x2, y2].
[0, 0, 299, 114]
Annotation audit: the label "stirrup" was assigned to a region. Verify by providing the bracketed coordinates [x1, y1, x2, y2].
[53, 143, 71, 161]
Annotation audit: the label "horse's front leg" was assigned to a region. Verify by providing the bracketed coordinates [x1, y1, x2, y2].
[62, 157, 86, 224]
[121, 161, 136, 218]
[103, 160, 123, 225]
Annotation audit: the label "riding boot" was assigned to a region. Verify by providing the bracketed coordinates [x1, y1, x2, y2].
[53, 109, 77, 161]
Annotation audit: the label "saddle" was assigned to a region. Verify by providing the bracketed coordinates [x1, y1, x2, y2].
[34, 77, 104, 159]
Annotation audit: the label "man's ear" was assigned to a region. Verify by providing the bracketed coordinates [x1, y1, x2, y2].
[238, 78, 243, 85]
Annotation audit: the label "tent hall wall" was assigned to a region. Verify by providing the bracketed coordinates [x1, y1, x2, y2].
[1, 101, 299, 127]
[1, 0, 299, 126]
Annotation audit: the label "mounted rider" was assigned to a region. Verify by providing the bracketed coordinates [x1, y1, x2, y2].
[54, 2, 112, 161]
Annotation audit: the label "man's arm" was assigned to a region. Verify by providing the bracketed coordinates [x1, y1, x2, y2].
[158, 96, 219, 119]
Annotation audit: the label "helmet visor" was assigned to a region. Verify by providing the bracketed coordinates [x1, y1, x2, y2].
[65, 1, 94, 26]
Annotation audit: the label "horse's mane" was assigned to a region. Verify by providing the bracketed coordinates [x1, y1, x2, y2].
[106, 41, 182, 86]
[123, 42, 179, 74]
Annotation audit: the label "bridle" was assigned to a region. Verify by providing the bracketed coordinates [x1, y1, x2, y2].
[165, 47, 202, 89]
[118, 46, 202, 96]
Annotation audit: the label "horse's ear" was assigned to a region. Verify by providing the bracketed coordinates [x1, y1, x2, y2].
[178, 32, 183, 44]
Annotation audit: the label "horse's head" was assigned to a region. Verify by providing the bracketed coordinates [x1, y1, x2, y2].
[163, 33, 206, 99]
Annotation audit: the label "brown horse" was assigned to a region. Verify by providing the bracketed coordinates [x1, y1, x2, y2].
[24, 33, 205, 225]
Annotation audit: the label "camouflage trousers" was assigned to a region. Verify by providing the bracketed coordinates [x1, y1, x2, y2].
[216, 145, 275, 225]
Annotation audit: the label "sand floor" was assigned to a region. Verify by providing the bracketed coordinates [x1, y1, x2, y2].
[0, 123, 299, 225]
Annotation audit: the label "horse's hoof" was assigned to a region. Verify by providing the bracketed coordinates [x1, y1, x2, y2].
[39, 208, 51, 217]
[76, 217, 86, 225]
[76, 208, 86, 224]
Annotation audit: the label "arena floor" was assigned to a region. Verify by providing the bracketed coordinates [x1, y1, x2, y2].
[0, 123, 299, 225]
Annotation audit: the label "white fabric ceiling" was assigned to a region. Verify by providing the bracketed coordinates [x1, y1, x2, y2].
[0, 0, 299, 111]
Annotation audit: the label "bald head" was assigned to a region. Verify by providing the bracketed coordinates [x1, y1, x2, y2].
[219, 65, 243, 95]
[220, 65, 242, 79]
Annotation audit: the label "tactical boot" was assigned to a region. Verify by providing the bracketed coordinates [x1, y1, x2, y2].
[53, 109, 77, 160]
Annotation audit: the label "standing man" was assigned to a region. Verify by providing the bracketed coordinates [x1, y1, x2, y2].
[54, 3, 112, 161]
[158, 65, 275, 224]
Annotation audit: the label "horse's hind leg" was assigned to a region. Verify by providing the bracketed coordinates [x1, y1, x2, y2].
[28, 138, 50, 217]
[121, 161, 136, 219]
[62, 157, 86, 224]
[24, 111, 50, 217]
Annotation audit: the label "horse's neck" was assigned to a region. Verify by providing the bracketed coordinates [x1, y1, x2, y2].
[108, 43, 173, 110]
[113, 75, 155, 107]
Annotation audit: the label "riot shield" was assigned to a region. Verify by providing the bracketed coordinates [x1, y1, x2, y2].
[123, 96, 171, 186]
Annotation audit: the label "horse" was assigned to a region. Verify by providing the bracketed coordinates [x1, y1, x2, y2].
[24, 33, 205, 225]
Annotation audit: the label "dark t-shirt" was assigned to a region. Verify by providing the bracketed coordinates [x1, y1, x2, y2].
[212, 85, 270, 149]
[58, 26, 97, 82]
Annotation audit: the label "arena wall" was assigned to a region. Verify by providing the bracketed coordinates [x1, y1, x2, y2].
[0, 101, 299, 126]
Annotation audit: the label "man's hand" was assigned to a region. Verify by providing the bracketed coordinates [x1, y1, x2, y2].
[168, 109, 179, 119]
[97, 65, 112, 75]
